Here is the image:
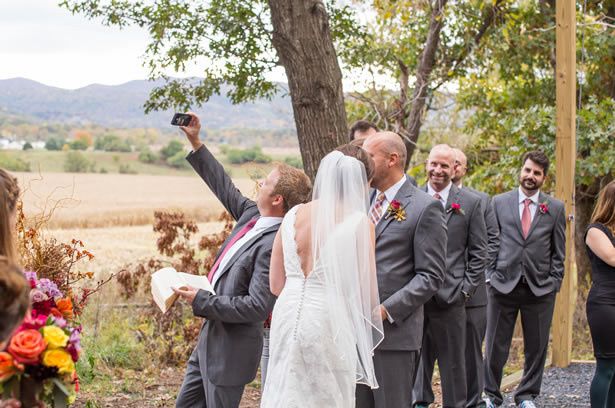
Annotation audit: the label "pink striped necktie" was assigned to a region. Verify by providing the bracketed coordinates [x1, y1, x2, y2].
[208, 217, 258, 282]
[521, 198, 532, 239]
[370, 192, 386, 224]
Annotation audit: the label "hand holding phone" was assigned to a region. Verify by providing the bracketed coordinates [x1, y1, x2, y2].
[175, 112, 203, 151]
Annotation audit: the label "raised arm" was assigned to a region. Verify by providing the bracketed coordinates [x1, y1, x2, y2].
[181, 113, 253, 221]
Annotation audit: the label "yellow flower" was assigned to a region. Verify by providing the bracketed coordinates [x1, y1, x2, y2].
[42, 349, 75, 375]
[42, 326, 69, 349]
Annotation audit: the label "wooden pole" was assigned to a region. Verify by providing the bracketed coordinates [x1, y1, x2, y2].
[552, 0, 577, 368]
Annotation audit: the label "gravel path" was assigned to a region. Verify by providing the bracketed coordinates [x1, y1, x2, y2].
[501, 362, 594, 407]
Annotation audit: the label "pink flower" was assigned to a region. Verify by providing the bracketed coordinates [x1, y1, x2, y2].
[539, 202, 549, 214]
[30, 289, 48, 303]
[390, 200, 401, 210]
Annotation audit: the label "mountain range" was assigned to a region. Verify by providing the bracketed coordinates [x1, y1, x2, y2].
[0, 78, 295, 130]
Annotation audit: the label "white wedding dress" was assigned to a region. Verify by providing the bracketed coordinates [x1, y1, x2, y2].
[260, 151, 383, 408]
[261, 206, 356, 408]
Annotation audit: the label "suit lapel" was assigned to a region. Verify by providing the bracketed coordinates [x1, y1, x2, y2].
[444, 184, 460, 223]
[508, 189, 524, 238]
[375, 179, 414, 239]
[212, 224, 278, 288]
[526, 192, 547, 240]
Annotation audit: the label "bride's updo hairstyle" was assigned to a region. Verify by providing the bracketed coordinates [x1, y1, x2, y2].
[0, 258, 29, 344]
[335, 143, 375, 181]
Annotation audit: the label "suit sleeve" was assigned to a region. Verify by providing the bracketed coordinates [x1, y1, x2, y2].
[485, 198, 501, 282]
[191, 244, 276, 323]
[483, 196, 500, 274]
[186, 144, 253, 221]
[462, 199, 488, 296]
[382, 200, 446, 322]
[550, 203, 567, 292]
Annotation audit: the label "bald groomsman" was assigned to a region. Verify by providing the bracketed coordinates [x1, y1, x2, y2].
[413, 144, 488, 408]
[452, 148, 500, 408]
[483, 151, 566, 408]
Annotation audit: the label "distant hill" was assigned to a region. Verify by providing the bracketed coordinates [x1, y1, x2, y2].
[0, 78, 295, 130]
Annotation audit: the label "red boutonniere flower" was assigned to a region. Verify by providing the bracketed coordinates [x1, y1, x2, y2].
[538, 201, 549, 214]
[385, 200, 406, 222]
[447, 202, 465, 215]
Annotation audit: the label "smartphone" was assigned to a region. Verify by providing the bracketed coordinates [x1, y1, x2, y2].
[171, 113, 193, 127]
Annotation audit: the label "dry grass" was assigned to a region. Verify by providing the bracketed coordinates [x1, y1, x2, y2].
[15, 172, 258, 229]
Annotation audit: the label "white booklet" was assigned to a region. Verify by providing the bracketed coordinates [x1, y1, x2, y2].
[151, 267, 215, 313]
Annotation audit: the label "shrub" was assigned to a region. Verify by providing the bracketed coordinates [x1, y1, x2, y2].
[64, 151, 94, 173]
[160, 140, 184, 160]
[23, 142, 33, 150]
[0, 154, 31, 172]
[284, 156, 303, 169]
[138, 147, 157, 164]
[118, 163, 138, 174]
[45, 137, 65, 151]
[94, 134, 132, 152]
[226, 146, 272, 164]
[166, 151, 191, 169]
[69, 138, 89, 151]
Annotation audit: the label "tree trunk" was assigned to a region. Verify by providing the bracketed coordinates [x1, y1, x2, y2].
[404, 0, 448, 168]
[268, 0, 348, 180]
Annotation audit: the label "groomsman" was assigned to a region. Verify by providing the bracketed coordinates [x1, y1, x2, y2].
[483, 151, 566, 408]
[414, 144, 488, 408]
[173, 113, 312, 408]
[349, 119, 378, 141]
[357, 132, 447, 408]
[451, 148, 500, 408]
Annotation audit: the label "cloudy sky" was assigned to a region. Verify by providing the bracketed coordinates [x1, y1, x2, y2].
[0, 0, 204, 89]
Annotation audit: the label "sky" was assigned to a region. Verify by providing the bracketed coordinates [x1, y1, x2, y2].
[0, 0, 204, 89]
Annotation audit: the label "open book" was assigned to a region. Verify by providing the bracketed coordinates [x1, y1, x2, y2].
[151, 267, 215, 313]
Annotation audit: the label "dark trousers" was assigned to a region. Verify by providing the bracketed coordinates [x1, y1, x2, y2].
[413, 300, 467, 408]
[356, 349, 419, 408]
[465, 306, 487, 408]
[483, 281, 556, 406]
[176, 354, 244, 408]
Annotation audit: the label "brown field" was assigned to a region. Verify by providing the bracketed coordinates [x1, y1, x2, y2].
[15, 172, 259, 229]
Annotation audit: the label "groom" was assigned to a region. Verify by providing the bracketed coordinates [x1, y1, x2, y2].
[356, 132, 447, 408]
[173, 113, 312, 408]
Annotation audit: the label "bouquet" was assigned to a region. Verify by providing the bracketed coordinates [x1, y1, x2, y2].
[1, 271, 81, 407]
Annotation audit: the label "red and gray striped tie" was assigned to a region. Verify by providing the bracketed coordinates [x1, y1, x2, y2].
[370, 192, 386, 224]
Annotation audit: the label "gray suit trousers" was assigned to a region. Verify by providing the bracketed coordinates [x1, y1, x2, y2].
[176, 354, 244, 408]
[356, 350, 419, 408]
[483, 282, 556, 406]
[465, 306, 487, 408]
[413, 299, 467, 408]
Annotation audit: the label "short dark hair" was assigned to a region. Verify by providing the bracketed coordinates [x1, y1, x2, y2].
[348, 120, 378, 141]
[521, 151, 550, 175]
[335, 143, 375, 180]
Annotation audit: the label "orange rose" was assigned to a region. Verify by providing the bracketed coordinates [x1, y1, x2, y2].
[56, 297, 74, 320]
[8, 329, 47, 364]
[0, 351, 22, 381]
[50, 308, 63, 318]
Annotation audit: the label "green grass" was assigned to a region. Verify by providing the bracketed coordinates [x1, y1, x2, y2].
[3, 149, 280, 178]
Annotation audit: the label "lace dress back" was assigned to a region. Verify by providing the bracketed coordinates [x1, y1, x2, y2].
[260, 206, 356, 408]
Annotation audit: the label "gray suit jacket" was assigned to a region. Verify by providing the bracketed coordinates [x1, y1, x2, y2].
[488, 189, 566, 296]
[463, 186, 500, 307]
[185, 145, 277, 386]
[374, 179, 447, 351]
[421, 184, 488, 307]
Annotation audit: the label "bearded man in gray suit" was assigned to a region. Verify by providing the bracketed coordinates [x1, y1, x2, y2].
[483, 151, 566, 408]
[356, 132, 447, 408]
[173, 113, 312, 408]
[413, 145, 488, 408]
[452, 148, 500, 408]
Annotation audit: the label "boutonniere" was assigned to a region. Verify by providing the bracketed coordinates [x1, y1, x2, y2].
[447, 202, 465, 215]
[385, 200, 406, 222]
[538, 201, 549, 214]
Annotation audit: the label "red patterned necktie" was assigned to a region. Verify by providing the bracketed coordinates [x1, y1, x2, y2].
[521, 198, 532, 239]
[208, 218, 258, 282]
[433, 192, 442, 201]
[370, 192, 386, 224]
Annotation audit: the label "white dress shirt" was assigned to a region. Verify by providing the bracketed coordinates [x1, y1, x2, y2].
[371, 175, 407, 222]
[427, 181, 453, 209]
[213, 216, 283, 283]
[518, 187, 540, 222]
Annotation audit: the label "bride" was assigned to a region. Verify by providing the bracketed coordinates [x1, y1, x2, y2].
[261, 145, 384, 407]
